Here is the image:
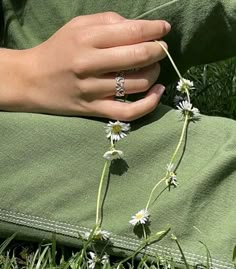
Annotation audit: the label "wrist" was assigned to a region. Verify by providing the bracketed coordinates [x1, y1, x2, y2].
[0, 48, 36, 111]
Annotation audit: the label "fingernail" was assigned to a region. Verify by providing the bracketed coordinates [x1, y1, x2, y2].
[164, 21, 171, 32]
[158, 40, 168, 50]
[158, 84, 166, 94]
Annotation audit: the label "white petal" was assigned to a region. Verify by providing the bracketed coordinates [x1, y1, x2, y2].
[166, 163, 174, 172]
[129, 218, 138, 226]
[89, 252, 96, 259]
[88, 262, 96, 269]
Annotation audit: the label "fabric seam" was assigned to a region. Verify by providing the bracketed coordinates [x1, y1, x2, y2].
[0, 208, 233, 269]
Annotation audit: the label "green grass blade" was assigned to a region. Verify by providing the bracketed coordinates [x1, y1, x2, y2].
[171, 234, 190, 269]
[233, 245, 236, 265]
[51, 233, 57, 267]
[28, 248, 40, 269]
[35, 246, 49, 269]
[0, 233, 16, 255]
[199, 240, 213, 269]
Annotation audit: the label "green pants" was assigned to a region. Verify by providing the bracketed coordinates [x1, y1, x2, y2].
[0, 0, 236, 268]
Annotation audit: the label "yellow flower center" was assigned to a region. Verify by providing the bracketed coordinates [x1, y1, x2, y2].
[112, 125, 121, 134]
[135, 213, 143, 220]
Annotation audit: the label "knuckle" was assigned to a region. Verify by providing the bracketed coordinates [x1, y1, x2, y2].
[140, 77, 152, 91]
[101, 12, 123, 23]
[133, 46, 152, 63]
[74, 27, 93, 44]
[76, 81, 88, 98]
[69, 17, 81, 28]
[133, 78, 151, 93]
[128, 22, 144, 41]
[71, 57, 90, 76]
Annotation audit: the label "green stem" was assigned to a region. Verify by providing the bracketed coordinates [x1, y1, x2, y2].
[96, 160, 109, 226]
[170, 115, 189, 165]
[110, 137, 114, 148]
[157, 41, 192, 101]
[117, 231, 169, 268]
[156, 41, 183, 80]
[186, 89, 191, 103]
[172, 235, 190, 269]
[134, 0, 180, 19]
[145, 176, 167, 210]
[142, 224, 147, 240]
[117, 242, 147, 267]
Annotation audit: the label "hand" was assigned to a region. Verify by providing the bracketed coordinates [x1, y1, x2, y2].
[0, 12, 171, 121]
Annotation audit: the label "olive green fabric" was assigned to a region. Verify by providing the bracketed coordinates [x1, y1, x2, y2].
[0, 0, 236, 268]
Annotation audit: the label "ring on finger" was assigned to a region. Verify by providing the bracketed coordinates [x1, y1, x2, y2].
[115, 71, 125, 97]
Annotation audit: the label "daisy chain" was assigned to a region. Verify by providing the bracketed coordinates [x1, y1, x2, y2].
[177, 100, 200, 120]
[129, 209, 150, 226]
[105, 121, 130, 142]
[177, 78, 194, 93]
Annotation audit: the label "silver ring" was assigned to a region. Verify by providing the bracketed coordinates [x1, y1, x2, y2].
[115, 72, 125, 97]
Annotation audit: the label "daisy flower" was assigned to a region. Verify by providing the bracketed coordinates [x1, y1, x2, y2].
[101, 254, 109, 266]
[176, 78, 194, 93]
[167, 173, 178, 188]
[103, 149, 124, 161]
[83, 229, 110, 241]
[105, 121, 130, 142]
[87, 252, 99, 269]
[87, 252, 109, 269]
[177, 100, 200, 120]
[129, 209, 150, 226]
[94, 229, 110, 240]
[166, 163, 178, 188]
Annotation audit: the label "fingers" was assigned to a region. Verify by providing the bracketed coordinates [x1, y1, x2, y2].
[83, 41, 167, 74]
[79, 63, 160, 100]
[86, 20, 171, 48]
[81, 84, 166, 121]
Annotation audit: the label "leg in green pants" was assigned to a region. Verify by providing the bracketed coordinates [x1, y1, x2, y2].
[0, 0, 235, 267]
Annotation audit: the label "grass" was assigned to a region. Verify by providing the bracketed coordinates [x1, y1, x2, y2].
[1, 58, 236, 268]
[163, 57, 236, 119]
[0, 236, 177, 269]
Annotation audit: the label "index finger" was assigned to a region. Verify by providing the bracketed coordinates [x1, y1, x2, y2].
[86, 20, 171, 48]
